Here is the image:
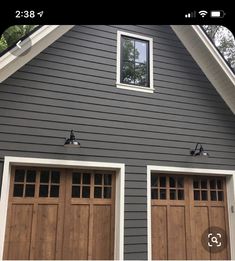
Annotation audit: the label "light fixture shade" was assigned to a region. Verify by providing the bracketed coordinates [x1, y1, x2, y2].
[64, 130, 80, 148]
[190, 143, 209, 157]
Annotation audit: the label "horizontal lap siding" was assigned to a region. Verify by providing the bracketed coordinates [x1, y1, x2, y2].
[1, 25, 235, 260]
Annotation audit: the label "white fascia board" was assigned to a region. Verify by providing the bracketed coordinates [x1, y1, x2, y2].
[0, 25, 74, 83]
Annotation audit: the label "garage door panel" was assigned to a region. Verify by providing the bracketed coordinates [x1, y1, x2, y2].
[168, 206, 186, 260]
[62, 205, 89, 260]
[4, 204, 33, 260]
[151, 205, 167, 260]
[92, 205, 112, 260]
[151, 174, 230, 260]
[210, 207, 228, 260]
[33, 204, 58, 260]
[4, 168, 115, 260]
[191, 206, 210, 259]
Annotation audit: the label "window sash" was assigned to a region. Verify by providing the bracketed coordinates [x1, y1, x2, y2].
[120, 36, 150, 87]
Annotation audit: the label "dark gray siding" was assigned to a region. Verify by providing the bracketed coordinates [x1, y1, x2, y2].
[0, 161, 3, 195]
[0, 25, 235, 259]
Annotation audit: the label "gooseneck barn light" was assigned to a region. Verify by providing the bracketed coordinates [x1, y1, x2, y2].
[190, 143, 209, 157]
[64, 130, 80, 148]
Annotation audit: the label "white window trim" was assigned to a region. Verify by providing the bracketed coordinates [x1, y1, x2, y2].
[0, 156, 125, 260]
[147, 165, 235, 260]
[116, 30, 154, 93]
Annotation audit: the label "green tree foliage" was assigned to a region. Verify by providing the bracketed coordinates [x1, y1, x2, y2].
[0, 25, 37, 54]
[203, 25, 235, 72]
[122, 39, 148, 86]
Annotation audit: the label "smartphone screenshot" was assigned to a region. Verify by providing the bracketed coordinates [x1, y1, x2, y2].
[0, 6, 234, 260]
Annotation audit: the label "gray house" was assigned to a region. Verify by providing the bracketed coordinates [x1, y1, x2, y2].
[0, 25, 235, 260]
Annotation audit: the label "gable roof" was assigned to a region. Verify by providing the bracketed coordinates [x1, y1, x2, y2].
[171, 25, 235, 114]
[0, 25, 74, 83]
[0, 25, 234, 114]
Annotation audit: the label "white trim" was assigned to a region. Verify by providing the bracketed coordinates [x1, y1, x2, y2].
[0, 25, 74, 83]
[147, 165, 235, 260]
[0, 156, 125, 260]
[116, 30, 154, 92]
[191, 25, 235, 84]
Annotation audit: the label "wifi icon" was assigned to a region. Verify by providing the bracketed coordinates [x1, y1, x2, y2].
[198, 10, 208, 17]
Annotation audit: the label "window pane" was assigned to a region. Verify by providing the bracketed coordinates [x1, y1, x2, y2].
[151, 189, 158, 199]
[178, 190, 184, 200]
[104, 174, 112, 185]
[201, 190, 208, 201]
[218, 191, 224, 201]
[26, 170, 36, 183]
[83, 173, 91, 185]
[72, 172, 81, 184]
[217, 179, 222, 189]
[51, 171, 60, 184]
[193, 180, 199, 188]
[121, 62, 135, 84]
[82, 186, 90, 198]
[151, 174, 158, 187]
[194, 190, 200, 200]
[201, 179, 207, 189]
[160, 189, 166, 199]
[122, 38, 135, 62]
[210, 179, 216, 189]
[94, 187, 102, 198]
[15, 169, 25, 182]
[134, 63, 147, 86]
[39, 185, 48, 197]
[104, 187, 112, 198]
[169, 177, 176, 187]
[50, 185, 59, 197]
[40, 171, 49, 183]
[210, 191, 217, 201]
[170, 189, 176, 200]
[13, 184, 24, 197]
[177, 177, 184, 188]
[135, 40, 147, 63]
[95, 174, 102, 185]
[72, 186, 80, 198]
[25, 184, 35, 197]
[160, 177, 166, 187]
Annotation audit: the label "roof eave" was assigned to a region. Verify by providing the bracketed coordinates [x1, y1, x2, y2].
[0, 25, 74, 83]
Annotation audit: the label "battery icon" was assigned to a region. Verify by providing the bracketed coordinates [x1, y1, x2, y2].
[210, 10, 226, 18]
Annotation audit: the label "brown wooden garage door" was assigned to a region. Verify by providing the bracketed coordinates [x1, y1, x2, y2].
[3, 167, 115, 260]
[151, 174, 230, 260]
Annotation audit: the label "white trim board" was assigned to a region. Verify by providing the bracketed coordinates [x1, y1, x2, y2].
[0, 156, 125, 260]
[116, 30, 154, 93]
[147, 165, 235, 260]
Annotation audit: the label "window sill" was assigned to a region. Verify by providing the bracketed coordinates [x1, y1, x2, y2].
[116, 83, 154, 93]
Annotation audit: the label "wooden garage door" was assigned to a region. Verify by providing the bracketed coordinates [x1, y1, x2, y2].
[3, 167, 115, 260]
[151, 174, 230, 260]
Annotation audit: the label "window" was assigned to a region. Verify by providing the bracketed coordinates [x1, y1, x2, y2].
[117, 31, 154, 93]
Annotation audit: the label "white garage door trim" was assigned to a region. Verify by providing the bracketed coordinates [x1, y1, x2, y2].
[0, 156, 125, 260]
[147, 165, 235, 260]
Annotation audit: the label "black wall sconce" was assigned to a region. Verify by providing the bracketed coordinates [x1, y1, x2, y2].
[190, 143, 209, 157]
[64, 130, 80, 148]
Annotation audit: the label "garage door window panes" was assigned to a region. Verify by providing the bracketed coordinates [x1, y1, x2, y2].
[151, 174, 184, 200]
[72, 172, 91, 198]
[13, 169, 61, 198]
[72, 172, 112, 199]
[13, 169, 36, 197]
[39, 170, 60, 197]
[193, 177, 224, 201]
